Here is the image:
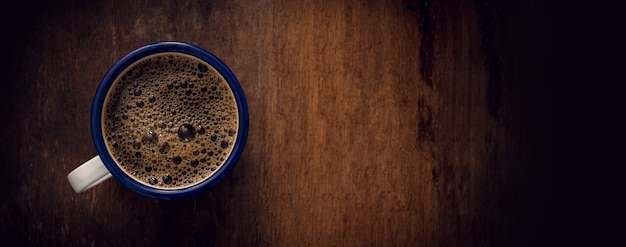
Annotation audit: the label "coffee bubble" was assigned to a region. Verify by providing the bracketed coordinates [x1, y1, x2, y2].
[143, 132, 158, 145]
[158, 142, 170, 154]
[190, 159, 199, 167]
[172, 155, 182, 164]
[162, 175, 172, 184]
[198, 63, 208, 72]
[178, 124, 196, 142]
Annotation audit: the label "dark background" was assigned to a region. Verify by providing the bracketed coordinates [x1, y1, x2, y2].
[545, 2, 625, 246]
[0, 0, 583, 246]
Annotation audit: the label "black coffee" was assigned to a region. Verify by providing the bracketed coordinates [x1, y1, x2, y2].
[102, 53, 239, 189]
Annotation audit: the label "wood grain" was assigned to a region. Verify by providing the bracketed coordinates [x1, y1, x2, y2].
[0, 0, 551, 246]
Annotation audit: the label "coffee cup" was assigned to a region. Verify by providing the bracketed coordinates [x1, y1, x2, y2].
[68, 42, 248, 199]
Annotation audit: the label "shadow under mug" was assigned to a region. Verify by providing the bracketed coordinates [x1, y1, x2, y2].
[68, 42, 249, 199]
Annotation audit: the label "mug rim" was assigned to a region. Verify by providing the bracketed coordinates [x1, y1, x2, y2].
[91, 42, 248, 199]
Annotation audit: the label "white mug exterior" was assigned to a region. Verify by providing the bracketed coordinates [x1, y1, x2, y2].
[67, 156, 113, 193]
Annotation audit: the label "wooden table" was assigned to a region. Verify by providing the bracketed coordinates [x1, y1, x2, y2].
[1, 0, 553, 246]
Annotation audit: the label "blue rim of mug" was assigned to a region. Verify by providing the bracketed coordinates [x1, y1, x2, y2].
[91, 42, 248, 199]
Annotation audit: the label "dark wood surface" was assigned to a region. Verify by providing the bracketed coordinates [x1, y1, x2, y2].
[1, 0, 554, 246]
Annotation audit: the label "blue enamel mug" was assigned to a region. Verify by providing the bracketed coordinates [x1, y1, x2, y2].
[68, 42, 248, 199]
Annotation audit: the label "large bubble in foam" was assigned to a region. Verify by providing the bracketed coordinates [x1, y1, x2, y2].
[178, 124, 196, 142]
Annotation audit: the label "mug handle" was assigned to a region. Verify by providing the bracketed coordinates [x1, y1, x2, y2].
[67, 156, 113, 193]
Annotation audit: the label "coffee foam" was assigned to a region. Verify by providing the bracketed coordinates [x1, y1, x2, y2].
[102, 52, 239, 189]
